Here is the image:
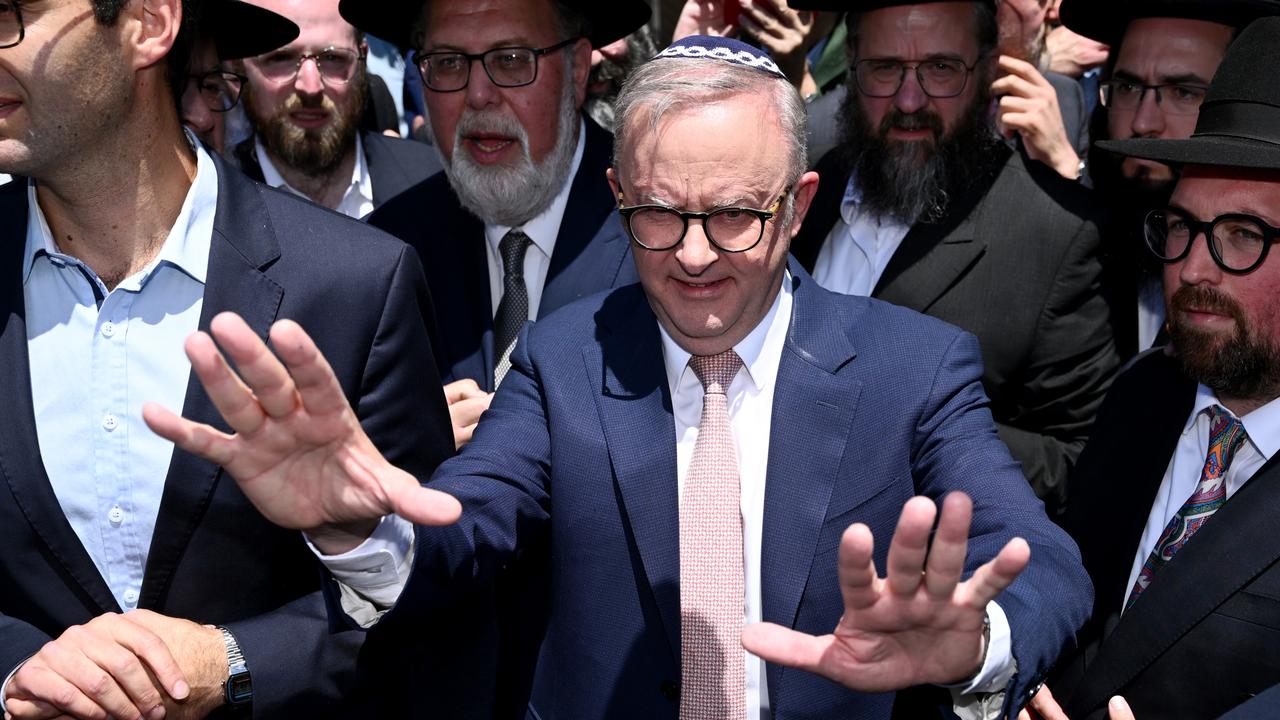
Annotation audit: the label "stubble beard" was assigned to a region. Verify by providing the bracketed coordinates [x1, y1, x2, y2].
[1168, 284, 1280, 402]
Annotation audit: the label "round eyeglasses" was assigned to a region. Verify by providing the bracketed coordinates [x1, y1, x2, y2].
[250, 46, 366, 85]
[852, 57, 981, 99]
[616, 188, 791, 253]
[416, 38, 577, 92]
[188, 70, 247, 113]
[0, 1, 23, 49]
[1100, 80, 1209, 116]
[1144, 208, 1280, 274]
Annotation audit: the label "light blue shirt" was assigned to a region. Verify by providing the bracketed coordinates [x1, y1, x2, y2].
[23, 142, 218, 611]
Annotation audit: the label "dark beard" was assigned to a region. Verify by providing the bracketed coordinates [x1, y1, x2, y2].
[246, 67, 368, 178]
[836, 81, 1001, 223]
[1168, 284, 1280, 401]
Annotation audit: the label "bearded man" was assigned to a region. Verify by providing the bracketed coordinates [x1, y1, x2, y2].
[235, 0, 441, 218]
[790, 0, 1119, 515]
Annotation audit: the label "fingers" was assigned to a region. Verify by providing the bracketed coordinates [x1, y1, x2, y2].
[741, 622, 831, 672]
[18, 640, 148, 720]
[884, 496, 936, 597]
[267, 319, 350, 417]
[185, 330, 266, 436]
[959, 537, 1031, 609]
[141, 402, 236, 468]
[1108, 696, 1136, 720]
[836, 523, 879, 611]
[204, 313, 299, 419]
[107, 615, 188, 701]
[444, 379, 486, 404]
[367, 462, 463, 527]
[6, 664, 108, 720]
[923, 492, 971, 598]
[449, 393, 491, 449]
[1029, 684, 1071, 720]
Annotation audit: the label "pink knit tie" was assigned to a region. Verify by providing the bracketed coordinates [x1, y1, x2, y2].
[680, 350, 746, 720]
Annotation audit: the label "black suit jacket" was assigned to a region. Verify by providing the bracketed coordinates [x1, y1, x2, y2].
[792, 145, 1120, 513]
[235, 130, 443, 213]
[367, 116, 638, 392]
[0, 160, 453, 716]
[1055, 352, 1280, 719]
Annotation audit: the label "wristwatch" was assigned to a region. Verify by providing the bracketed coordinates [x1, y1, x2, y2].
[216, 626, 253, 710]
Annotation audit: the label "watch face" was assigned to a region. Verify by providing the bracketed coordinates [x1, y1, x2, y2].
[227, 673, 253, 705]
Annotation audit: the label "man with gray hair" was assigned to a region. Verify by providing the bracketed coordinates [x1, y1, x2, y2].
[146, 34, 1092, 720]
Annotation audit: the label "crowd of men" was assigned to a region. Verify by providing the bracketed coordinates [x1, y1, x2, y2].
[0, 0, 1277, 719]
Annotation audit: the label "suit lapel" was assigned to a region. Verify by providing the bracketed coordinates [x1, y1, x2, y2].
[1071, 454, 1280, 714]
[139, 160, 284, 608]
[588, 286, 682, 660]
[540, 118, 630, 316]
[0, 182, 121, 613]
[761, 269, 861, 694]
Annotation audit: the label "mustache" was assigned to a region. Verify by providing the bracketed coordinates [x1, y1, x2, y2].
[1170, 285, 1246, 323]
[456, 110, 529, 143]
[879, 108, 944, 138]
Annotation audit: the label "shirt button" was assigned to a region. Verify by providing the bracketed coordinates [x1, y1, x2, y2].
[102, 414, 118, 431]
[108, 506, 125, 525]
[101, 322, 116, 338]
[123, 589, 138, 605]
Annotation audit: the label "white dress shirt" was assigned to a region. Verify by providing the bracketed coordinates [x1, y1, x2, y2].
[256, 133, 374, 219]
[811, 175, 912, 297]
[482, 120, 586, 321]
[1122, 388, 1280, 610]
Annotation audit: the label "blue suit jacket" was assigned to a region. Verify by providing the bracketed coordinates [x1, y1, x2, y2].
[0, 159, 453, 717]
[366, 116, 637, 391]
[385, 264, 1093, 718]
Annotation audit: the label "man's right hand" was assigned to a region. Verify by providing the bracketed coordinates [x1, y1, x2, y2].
[142, 312, 462, 555]
[444, 379, 492, 450]
[4, 612, 189, 720]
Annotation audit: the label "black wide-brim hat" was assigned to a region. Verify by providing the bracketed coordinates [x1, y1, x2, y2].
[1097, 16, 1280, 171]
[787, 0, 994, 11]
[204, 0, 300, 60]
[1059, 0, 1280, 45]
[338, 0, 651, 51]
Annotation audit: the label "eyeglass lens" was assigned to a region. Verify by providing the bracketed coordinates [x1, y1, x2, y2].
[0, 1, 21, 49]
[421, 48, 540, 92]
[196, 72, 244, 112]
[628, 207, 767, 251]
[254, 48, 362, 84]
[1102, 82, 1207, 116]
[854, 59, 970, 98]
[1145, 210, 1270, 272]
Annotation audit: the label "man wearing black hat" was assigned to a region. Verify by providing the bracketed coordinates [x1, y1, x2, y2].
[1032, 16, 1280, 720]
[342, 0, 651, 448]
[0, 1, 452, 719]
[788, 0, 1119, 514]
[233, 0, 442, 220]
[1059, 0, 1276, 359]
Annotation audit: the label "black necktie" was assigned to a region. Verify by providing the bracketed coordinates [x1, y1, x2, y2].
[494, 230, 532, 386]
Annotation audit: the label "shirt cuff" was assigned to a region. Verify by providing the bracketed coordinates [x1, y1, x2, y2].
[305, 514, 415, 609]
[2, 658, 30, 714]
[946, 602, 1015, 720]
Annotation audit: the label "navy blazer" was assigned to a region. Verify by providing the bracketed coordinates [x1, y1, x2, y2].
[383, 264, 1093, 719]
[234, 130, 443, 212]
[1056, 352, 1280, 719]
[0, 159, 453, 716]
[366, 115, 638, 391]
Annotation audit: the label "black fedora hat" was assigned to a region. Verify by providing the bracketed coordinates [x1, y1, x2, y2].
[788, 0, 993, 10]
[202, 0, 299, 60]
[338, 0, 651, 52]
[1059, 0, 1280, 45]
[1097, 16, 1280, 171]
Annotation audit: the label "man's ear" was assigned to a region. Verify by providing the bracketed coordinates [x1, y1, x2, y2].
[787, 170, 821, 238]
[570, 37, 591, 110]
[127, 0, 183, 72]
[606, 167, 622, 204]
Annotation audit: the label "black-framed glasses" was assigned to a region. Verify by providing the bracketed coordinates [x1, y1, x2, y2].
[416, 38, 577, 92]
[853, 56, 981, 99]
[189, 69, 247, 112]
[1100, 80, 1209, 116]
[1144, 208, 1280, 274]
[250, 46, 366, 85]
[0, 1, 23, 49]
[616, 188, 791, 253]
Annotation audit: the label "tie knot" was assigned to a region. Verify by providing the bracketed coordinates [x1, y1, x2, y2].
[500, 230, 532, 275]
[689, 350, 743, 395]
[1207, 404, 1249, 459]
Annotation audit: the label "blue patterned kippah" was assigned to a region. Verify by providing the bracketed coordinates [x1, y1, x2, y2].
[654, 35, 787, 79]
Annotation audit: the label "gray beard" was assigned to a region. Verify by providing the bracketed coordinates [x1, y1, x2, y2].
[432, 77, 579, 228]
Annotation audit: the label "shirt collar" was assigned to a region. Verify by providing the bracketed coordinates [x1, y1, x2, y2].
[1185, 384, 1280, 462]
[659, 271, 793, 398]
[484, 118, 586, 260]
[22, 136, 218, 287]
[255, 133, 371, 208]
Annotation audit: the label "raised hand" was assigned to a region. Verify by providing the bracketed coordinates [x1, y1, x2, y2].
[738, 0, 818, 86]
[672, 0, 741, 42]
[993, 55, 1081, 180]
[742, 492, 1030, 692]
[142, 312, 461, 555]
[3, 611, 189, 720]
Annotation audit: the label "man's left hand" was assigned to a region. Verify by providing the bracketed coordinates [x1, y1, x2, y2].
[992, 55, 1080, 180]
[741, 492, 1030, 691]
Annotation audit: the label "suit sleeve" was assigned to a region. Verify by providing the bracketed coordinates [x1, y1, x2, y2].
[0, 619, 50, 682]
[914, 330, 1095, 716]
[226, 245, 453, 716]
[997, 214, 1120, 514]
